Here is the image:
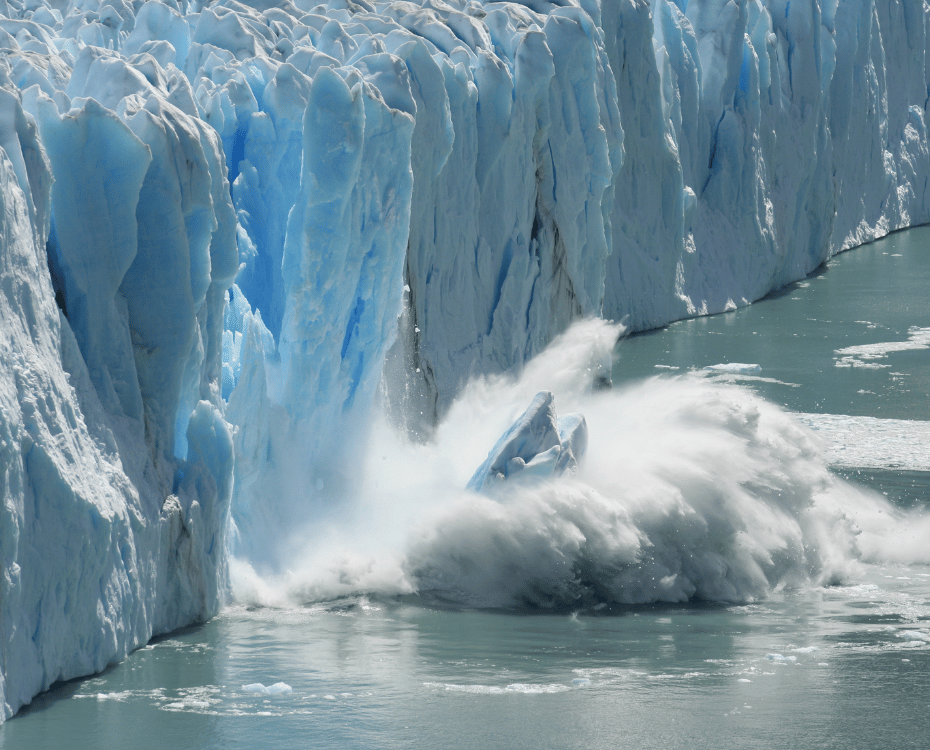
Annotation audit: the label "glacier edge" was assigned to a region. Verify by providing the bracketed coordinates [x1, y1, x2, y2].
[1, 0, 929, 722]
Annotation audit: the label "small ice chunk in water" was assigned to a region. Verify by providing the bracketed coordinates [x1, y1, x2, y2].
[242, 682, 293, 695]
[765, 654, 797, 662]
[898, 630, 930, 643]
[705, 363, 762, 373]
[572, 678, 591, 687]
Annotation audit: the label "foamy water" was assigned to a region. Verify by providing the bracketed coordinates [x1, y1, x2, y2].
[232, 320, 928, 609]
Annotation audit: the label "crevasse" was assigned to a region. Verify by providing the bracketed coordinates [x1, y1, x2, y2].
[0, 0, 928, 722]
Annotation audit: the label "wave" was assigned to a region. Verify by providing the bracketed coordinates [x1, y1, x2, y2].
[231, 320, 928, 610]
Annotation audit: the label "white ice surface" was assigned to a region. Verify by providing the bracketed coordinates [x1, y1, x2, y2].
[241, 682, 293, 695]
[0, 4, 236, 722]
[834, 327, 930, 369]
[798, 414, 930, 471]
[705, 363, 763, 374]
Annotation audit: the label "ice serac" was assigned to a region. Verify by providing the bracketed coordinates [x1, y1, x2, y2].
[0, 25, 236, 722]
[227, 59, 415, 564]
[2, 0, 930, 723]
[364, 0, 930, 420]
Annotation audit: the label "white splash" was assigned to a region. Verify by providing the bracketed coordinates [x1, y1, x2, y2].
[232, 320, 927, 610]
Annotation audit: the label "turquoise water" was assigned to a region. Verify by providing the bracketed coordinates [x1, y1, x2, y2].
[6, 580, 930, 750]
[3, 228, 929, 749]
[614, 226, 930, 421]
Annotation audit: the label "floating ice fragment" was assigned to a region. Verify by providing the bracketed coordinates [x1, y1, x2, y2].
[705, 363, 762, 373]
[424, 682, 570, 695]
[95, 691, 131, 701]
[796, 415, 930, 471]
[834, 327, 930, 368]
[765, 654, 797, 662]
[898, 631, 930, 643]
[242, 682, 293, 695]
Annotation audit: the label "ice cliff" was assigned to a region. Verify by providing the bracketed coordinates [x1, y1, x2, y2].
[1, 0, 929, 722]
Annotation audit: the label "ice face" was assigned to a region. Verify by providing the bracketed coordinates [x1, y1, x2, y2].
[2, 0, 930, 722]
[0, 10, 236, 723]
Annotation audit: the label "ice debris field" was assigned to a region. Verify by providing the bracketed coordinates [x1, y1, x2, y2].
[1, 0, 930, 724]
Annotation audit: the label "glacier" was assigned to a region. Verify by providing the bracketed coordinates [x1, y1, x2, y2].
[1, 0, 929, 722]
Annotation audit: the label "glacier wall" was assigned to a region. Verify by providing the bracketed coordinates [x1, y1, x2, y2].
[1, 0, 929, 721]
[0, 4, 237, 721]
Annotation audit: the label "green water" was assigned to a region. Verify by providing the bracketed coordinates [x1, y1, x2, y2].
[614, 226, 930, 421]
[5, 580, 930, 750]
[3, 228, 929, 749]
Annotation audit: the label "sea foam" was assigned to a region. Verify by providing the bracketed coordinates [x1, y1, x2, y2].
[232, 320, 925, 609]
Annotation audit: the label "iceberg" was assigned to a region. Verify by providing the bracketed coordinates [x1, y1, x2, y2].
[1, 0, 929, 722]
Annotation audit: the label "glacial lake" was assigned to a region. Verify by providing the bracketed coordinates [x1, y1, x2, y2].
[3, 227, 929, 749]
